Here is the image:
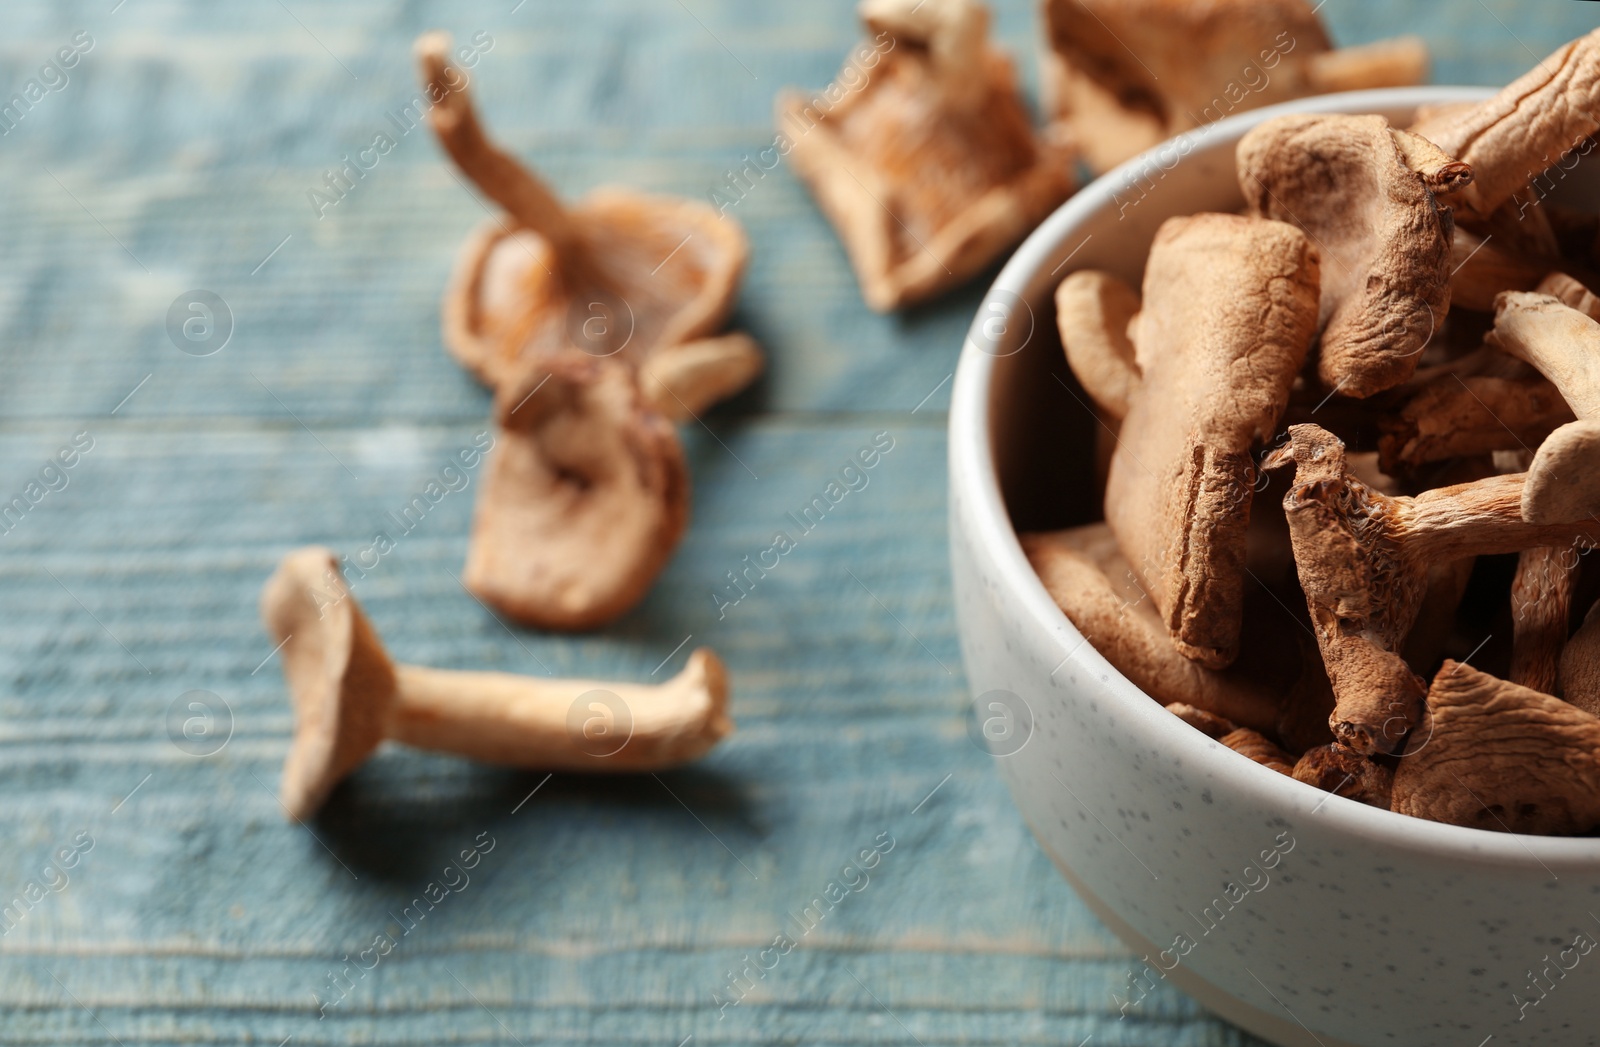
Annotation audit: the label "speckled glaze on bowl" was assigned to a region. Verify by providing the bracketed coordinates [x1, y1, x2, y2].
[950, 87, 1600, 1047]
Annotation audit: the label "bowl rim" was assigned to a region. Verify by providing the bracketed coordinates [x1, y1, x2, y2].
[950, 85, 1600, 864]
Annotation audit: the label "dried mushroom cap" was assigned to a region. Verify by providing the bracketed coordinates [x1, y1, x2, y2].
[1220, 728, 1296, 776]
[775, 0, 1075, 311]
[1265, 423, 1600, 753]
[1510, 545, 1578, 696]
[1107, 213, 1320, 669]
[1391, 661, 1600, 835]
[1040, 0, 1426, 172]
[1292, 743, 1394, 809]
[1410, 29, 1600, 222]
[418, 33, 752, 390]
[1022, 526, 1279, 733]
[464, 354, 689, 630]
[1238, 113, 1471, 398]
[1488, 291, 1600, 523]
[261, 547, 398, 820]
[1054, 270, 1141, 422]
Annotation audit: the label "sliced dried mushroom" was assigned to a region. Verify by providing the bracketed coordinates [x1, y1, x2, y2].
[1409, 29, 1600, 222]
[1391, 661, 1600, 835]
[1107, 213, 1320, 669]
[1055, 269, 1140, 423]
[1238, 113, 1471, 398]
[1292, 743, 1394, 809]
[1487, 291, 1600, 523]
[776, 0, 1075, 310]
[464, 354, 689, 630]
[418, 32, 756, 393]
[641, 333, 765, 422]
[1039, 0, 1426, 172]
[1264, 423, 1600, 753]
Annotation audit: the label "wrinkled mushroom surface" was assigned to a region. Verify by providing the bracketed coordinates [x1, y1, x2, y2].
[1239, 113, 1471, 398]
[1410, 28, 1600, 221]
[1391, 661, 1600, 835]
[1107, 212, 1320, 670]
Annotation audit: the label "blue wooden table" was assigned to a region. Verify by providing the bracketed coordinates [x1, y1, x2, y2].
[0, 2, 1593, 1044]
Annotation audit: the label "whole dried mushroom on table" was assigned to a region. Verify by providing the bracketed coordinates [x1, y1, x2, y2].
[1031, 30, 1600, 836]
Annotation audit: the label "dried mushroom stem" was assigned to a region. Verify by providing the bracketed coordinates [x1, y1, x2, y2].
[1410, 28, 1600, 221]
[1292, 743, 1394, 809]
[1391, 661, 1600, 835]
[1107, 213, 1320, 670]
[262, 548, 733, 819]
[416, 33, 596, 287]
[1237, 113, 1470, 397]
[1265, 423, 1600, 754]
[1561, 601, 1600, 717]
[1509, 545, 1578, 696]
[1487, 292, 1600, 523]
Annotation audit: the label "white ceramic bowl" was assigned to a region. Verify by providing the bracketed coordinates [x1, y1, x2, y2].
[950, 87, 1600, 1047]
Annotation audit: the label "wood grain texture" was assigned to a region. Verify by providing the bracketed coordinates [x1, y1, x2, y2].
[0, 1, 1594, 1043]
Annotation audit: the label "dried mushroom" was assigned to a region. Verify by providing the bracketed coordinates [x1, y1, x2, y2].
[1055, 270, 1141, 423]
[1292, 743, 1394, 809]
[1238, 113, 1471, 397]
[1106, 213, 1320, 669]
[1023, 526, 1279, 732]
[465, 354, 689, 630]
[777, 0, 1075, 310]
[1026, 32, 1600, 834]
[418, 32, 758, 393]
[1221, 728, 1296, 776]
[262, 548, 733, 819]
[1410, 29, 1600, 222]
[1509, 545, 1578, 696]
[1040, 0, 1427, 172]
[1391, 661, 1600, 836]
[1487, 291, 1600, 523]
[1265, 423, 1600, 753]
